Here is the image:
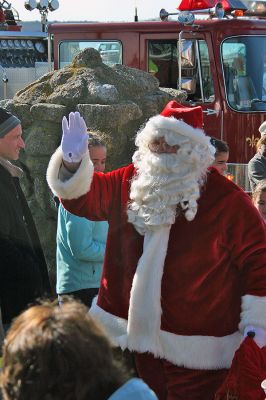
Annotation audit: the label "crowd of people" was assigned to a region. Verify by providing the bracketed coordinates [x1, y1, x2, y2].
[1, 101, 266, 400]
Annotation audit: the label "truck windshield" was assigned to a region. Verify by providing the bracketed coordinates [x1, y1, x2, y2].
[222, 36, 266, 112]
[59, 40, 122, 68]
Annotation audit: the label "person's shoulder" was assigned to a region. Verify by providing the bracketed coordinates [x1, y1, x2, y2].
[204, 167, 253, 207]
[207, 167, 243, 194]
[248, 152, 264, 165]
[59, 203, 88, 222]
[108, 378, 158, 400]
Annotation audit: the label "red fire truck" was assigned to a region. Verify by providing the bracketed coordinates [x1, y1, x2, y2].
[48, 1, 266, 189]
[0, 1, 49, 100]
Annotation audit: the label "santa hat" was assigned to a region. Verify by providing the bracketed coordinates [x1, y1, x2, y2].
[135, 100, 211, 149]
[0, 108, 21, 139]
[259, 121, 266, 137]
[160, 100, 203, 129]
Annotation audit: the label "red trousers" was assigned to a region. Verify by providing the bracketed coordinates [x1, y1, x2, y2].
[134, 352, 228, 400]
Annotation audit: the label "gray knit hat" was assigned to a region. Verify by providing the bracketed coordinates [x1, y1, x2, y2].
[0, 108, 21, 138]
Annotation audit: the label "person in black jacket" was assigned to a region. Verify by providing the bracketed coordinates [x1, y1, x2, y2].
[0, 107, 51, 333]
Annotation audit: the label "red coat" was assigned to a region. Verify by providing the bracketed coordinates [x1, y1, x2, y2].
[54, 156, 266, 370]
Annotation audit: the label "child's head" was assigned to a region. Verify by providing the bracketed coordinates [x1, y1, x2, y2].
[210, 138, 229, 175]
[88, 135, 107, 173]
[252, 180, 266, 222]
[0, 299, 129, 400]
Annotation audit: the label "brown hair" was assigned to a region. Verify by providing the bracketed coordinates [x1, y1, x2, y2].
[210, 137, 229, 155]
[88, 135, 106, 149]
[0, 299, 129, 400]
[252, 180, 266, 203]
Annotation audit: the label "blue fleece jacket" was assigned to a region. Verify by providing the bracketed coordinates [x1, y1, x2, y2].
[108, 378, 158, 400]
[56, 204, 108, 294]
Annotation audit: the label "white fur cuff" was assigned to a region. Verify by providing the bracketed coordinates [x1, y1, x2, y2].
[46, 147, 94, 199]
[239, 294, 266, 332]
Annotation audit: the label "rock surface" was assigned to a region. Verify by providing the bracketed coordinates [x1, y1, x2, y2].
[0, 48, 186, 289]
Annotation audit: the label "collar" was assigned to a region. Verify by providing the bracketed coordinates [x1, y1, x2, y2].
[0, 157, 23, 178]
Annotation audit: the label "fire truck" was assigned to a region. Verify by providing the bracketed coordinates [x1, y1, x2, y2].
[0, 1, 50, 100]
[48, 1, 266, 189]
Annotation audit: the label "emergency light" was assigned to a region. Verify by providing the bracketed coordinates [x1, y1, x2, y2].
[160, 1, 225, 22]
[178, 0, 247, 12]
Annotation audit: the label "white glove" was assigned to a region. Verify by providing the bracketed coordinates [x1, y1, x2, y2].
[61, 112, 88, 163]
[244, 325, 266, 348]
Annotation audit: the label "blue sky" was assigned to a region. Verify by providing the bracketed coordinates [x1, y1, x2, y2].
[10, 0, 180, 22]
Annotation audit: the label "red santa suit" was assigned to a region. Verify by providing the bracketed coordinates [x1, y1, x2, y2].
[47, 104, 266, 400]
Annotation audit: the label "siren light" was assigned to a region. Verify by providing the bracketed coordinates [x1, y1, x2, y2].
[178, 0, 247, 12]
[178, 0, 216, 11]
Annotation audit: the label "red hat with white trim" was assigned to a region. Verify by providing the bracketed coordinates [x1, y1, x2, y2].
[160, 100, 203, 129]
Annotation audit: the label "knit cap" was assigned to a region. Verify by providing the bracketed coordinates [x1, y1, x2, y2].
[0, 108, 21, 138]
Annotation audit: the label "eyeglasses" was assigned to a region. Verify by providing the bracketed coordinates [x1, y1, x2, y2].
[148, 138, 179, 154]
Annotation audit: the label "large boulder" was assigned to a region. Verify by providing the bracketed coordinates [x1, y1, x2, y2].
[2, 48, 186, 289]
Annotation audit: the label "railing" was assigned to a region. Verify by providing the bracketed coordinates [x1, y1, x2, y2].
[226, 163, 251, 193]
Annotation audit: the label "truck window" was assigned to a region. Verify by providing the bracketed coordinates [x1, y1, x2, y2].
[148, 39, 214, 103]
[148, 40, 178, 88]
[59, 40, 122, 68]
[222, 36, 266, 111]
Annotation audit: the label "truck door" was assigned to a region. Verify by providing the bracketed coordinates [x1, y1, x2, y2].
[140, 32, 223, 138]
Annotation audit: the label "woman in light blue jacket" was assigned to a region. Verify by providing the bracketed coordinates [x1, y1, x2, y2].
[56, 137, 108, 307]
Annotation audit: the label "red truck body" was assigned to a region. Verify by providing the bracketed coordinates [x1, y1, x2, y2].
[48, 12, 266, 189]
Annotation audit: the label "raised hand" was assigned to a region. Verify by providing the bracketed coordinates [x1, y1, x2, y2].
[61, 112, 88, 163]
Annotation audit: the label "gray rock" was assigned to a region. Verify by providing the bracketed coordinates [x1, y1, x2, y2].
[6, 47, 185, 291]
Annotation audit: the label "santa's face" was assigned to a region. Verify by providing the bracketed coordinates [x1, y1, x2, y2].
[148, 137, 179, 154]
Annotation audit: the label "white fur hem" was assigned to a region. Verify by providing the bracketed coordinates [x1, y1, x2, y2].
[46, 147, 94, 199]
[90, 301, 242, 370]
[239, 294, 266, 332]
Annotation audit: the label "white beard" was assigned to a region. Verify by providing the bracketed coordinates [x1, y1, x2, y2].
[127, 141, 210, 235]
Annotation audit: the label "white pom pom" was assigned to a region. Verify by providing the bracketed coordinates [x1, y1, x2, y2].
[185, 209, 196, 221]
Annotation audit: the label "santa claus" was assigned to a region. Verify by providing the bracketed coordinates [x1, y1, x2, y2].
[47, 101, 266, 400]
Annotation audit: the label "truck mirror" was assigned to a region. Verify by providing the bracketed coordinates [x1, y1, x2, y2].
[180, 40, 195, 68]
[181, 77, 197, 94]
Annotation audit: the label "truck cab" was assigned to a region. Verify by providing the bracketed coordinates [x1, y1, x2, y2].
[48, 0, 266, 190]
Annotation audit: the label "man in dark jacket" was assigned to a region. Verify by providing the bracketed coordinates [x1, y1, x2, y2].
[0, 107, 51, 332]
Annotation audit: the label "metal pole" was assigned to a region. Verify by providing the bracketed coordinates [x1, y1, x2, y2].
[178, 31, 183, 90]
[48, 33, 53, 71]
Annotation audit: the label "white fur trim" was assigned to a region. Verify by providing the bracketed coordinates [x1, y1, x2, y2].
[127, 226, 171, 353]
[136, 115, 212, 148]
[239, 294, 266, 332]
[90, 301, 242, 369]
[46, 147, 94, 199]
